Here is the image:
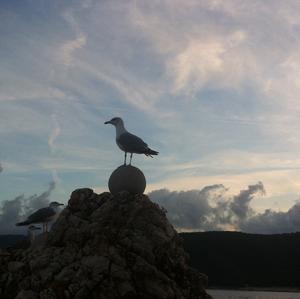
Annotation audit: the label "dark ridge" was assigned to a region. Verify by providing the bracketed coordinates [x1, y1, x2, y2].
[181, 231, 300, 288]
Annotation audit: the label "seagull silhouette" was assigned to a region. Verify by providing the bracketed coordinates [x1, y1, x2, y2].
[16, 201, 64, 233]
[105, 117, 158, 165]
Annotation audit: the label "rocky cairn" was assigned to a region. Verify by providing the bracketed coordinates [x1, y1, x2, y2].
[0, 189, 212, 299]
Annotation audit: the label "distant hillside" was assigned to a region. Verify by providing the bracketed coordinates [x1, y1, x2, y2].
[181, 231, 300, 288]
[0, 234, 25, 248]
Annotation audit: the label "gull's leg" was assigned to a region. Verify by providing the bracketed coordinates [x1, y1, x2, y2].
[130, 153, 133, 165]
[30, 232, 35, 243]
[124, 152, 127, 165]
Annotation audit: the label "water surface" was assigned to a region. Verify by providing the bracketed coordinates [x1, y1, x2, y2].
[208, 289, 300, 299]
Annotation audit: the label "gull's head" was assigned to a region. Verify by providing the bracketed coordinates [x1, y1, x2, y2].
[104, 117, 124, 127]
[49, 201, 64, 208]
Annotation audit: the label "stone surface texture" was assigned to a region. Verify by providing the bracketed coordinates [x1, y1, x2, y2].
[108, 165, 146, 195]
[0, 189, 212, 299]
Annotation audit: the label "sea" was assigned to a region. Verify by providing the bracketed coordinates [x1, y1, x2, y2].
[207, 289, 300, 299]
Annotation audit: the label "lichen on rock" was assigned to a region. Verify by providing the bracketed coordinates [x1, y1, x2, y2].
[0, 189, 212, 299]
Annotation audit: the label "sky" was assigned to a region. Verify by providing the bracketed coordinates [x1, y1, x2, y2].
[2, 0, 300, 233]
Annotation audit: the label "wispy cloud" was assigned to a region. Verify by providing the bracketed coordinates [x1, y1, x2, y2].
[75, 62, 157, 115]
[60, 33, 86, 66]
[58, 10, 87, 67]
[48, 114, 61, 153]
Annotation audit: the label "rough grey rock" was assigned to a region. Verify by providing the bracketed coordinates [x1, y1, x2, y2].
[0, 189, 212, 299]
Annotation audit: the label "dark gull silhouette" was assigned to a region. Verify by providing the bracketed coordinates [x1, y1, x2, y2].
[16, 201, 64, 233]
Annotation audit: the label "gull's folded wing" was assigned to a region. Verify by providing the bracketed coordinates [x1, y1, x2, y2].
[117, 132, 148, 153]
[27, 207, 55, 223]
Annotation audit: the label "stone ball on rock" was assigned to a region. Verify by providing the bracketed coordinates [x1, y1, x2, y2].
[108, 165, 146, 195]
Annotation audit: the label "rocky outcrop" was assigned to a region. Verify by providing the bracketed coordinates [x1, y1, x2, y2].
[0, 189, 212, 299]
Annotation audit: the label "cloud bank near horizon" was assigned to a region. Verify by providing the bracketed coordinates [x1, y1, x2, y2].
[149, 182, 300, 234]
[1, 180, 300, 235]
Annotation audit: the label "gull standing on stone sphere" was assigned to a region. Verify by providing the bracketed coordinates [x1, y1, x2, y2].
[105, 117, 159, 165]
[16, 201, 64, 233]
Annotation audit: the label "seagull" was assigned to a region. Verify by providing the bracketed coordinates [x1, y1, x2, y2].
[105, 117, 158, 165]
[16, 201, 64, 233]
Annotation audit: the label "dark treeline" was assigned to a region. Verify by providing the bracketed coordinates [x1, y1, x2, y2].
[181, 231, 300, 288]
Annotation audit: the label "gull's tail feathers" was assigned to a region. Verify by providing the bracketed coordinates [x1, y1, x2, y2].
[16, 220, 31, 226]
[145, 148, 159, 157]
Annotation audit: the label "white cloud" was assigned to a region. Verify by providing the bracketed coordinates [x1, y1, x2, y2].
[129, 2, 253, 94]
[129, 1, 300, 102]
[168, 40, 225, 92]
[60, 33, 86, 66]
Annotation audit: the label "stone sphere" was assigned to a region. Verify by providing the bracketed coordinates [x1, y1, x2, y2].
[108, 165, 146, 195]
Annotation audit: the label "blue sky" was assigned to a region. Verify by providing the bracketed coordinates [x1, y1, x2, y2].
[2, 0, 300, 222]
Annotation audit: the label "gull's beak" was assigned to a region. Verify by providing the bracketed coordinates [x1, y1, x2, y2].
[104, 120, 111, 124]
